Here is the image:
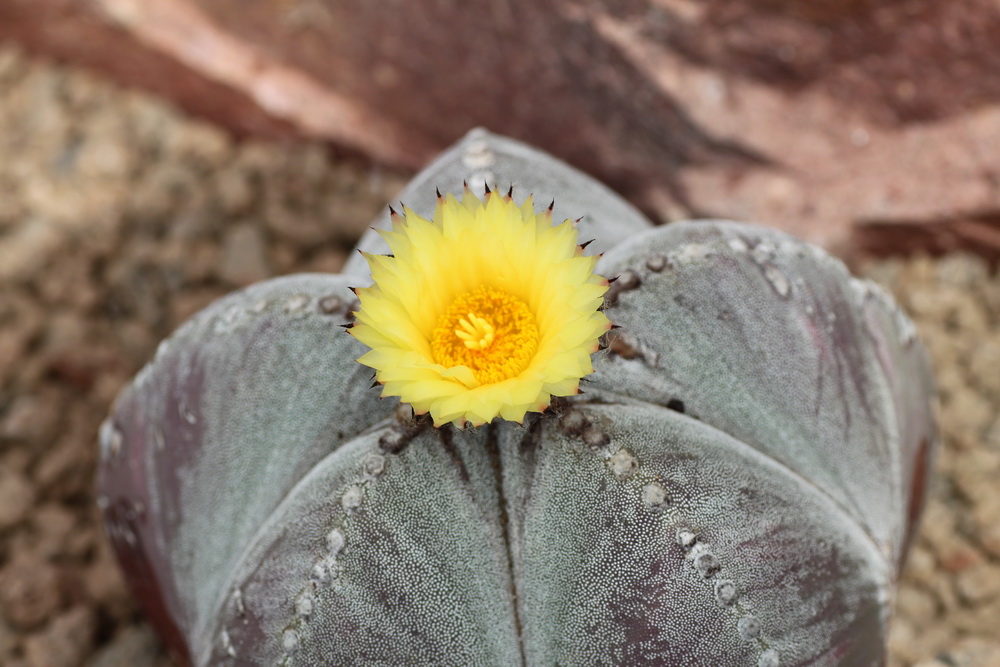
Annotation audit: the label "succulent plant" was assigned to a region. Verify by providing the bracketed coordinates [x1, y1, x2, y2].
[98, 129, 936, 666]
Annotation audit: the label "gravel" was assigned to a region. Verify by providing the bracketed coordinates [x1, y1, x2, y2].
[0, 42, 402, 666]
[864, 255, 1000, 667]
[0, 41, 997, 666]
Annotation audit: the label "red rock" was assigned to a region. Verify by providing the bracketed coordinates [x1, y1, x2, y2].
[940, 547, 985, 574]
[7, 0, 1000, 252]
[0, 0, 297, 140]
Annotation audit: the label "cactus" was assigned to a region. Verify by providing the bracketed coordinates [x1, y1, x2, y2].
[98, 129, 936, 666]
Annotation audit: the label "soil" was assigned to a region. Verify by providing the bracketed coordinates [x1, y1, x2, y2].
[0, 44, 998, 666]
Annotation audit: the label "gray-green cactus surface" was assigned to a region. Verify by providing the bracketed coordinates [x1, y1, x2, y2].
[98, 129, 936, 666]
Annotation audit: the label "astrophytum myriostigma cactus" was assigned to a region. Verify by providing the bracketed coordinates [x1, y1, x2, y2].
[98, 129, 937, 666]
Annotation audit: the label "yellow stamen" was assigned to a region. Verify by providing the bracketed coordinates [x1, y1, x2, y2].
[455, 313, 495, 350]
[432, 285, 538, 384]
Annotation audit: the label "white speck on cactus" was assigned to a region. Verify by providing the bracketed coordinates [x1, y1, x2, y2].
[230, 588, 245, 617]
[362, 454, 386, 480]
[759, 648, 780, 667]
[738, 615, 762, 641]
[727, 237, 749, 253]
[672, 242, 714, 263]
[341, 485, 363, 513]
[282, 628, 300, 654]
[761, 262, 791, 298]
[178, 399, 196, 425]
[283, 294, 311, 314]
[580, 424, 609, 449]
[607, 449, 638, 478]
[295, 590, 314, 619]
[318, 294, 343, 315]
[99, 420, 123, 460]
[676, 529, 698, 550]
[325, 528, 346, 555]
[311, 559, 332, 587]
[220, 628, 236, 657]
[640, 482, 668, 509]
[645, 254, 667, 272]
[714, 580, 738, 606]
[695, 550, 721, 578]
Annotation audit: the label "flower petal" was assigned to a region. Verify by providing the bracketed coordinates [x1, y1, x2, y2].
[350, 189, 609, 426]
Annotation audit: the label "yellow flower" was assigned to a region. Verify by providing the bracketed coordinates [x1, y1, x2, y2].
[349, 186, 611, 427]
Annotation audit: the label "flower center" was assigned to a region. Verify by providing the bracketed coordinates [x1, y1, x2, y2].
[431, 285, 539, 384]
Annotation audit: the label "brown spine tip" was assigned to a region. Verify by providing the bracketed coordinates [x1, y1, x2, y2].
[388, 205, 398, 217]
[348, 286, 359, 294]
[370, 380, 380, 389]
[608, 276, 620, 284]
[547, 199, 555, 212]
[339, 322, 354, 329]
[484, 183, 492, 194]
[435, 187, 443, 199]
[579, 239, 595, 250]
[505, 184, 514, 199]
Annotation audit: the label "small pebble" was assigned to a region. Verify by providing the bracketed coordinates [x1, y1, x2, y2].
[0, 468, 35, 530]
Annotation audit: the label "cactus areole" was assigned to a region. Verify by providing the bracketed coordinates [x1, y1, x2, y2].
[98, 129, 937, 666]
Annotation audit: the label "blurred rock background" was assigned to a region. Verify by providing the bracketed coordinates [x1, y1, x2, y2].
[0, 1, 998, 665]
